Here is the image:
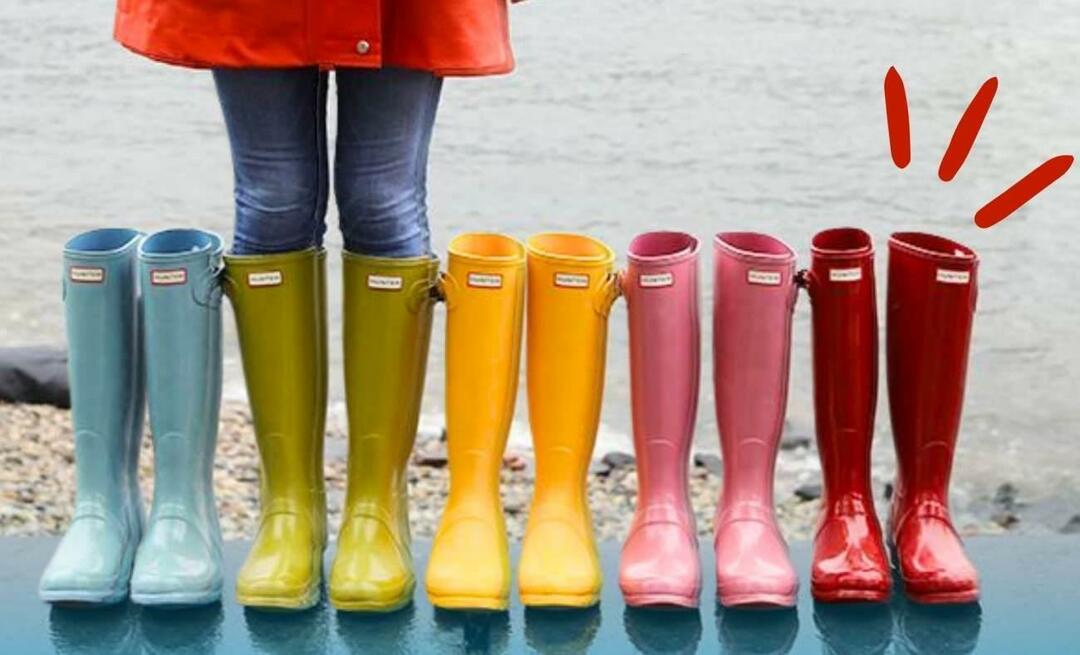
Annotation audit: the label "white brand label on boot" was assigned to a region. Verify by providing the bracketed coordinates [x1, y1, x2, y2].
[467, 272, 503, 289]
[248, 271, 283, 288]
[367, 274, 403, 291]
[936, 269, 970, 284]
[829, 267, 862, 282]
[151, 269, 187, 286]
[639, 272, 674, 288]
[747, 270, 782, 286]
[554, 273, 589, 288]
[69, 266, 105, 283]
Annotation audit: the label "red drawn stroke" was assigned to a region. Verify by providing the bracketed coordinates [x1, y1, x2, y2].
[884, 67, 911, 169]
[939, 77, 998, 182]
[974, 155, 1074, 228]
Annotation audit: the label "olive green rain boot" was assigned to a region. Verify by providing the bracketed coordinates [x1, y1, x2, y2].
[329, 252, 439, 612]
[223, 248, 328, 610]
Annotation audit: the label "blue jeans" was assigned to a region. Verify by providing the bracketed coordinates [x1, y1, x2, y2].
[213, 67, 443, 257]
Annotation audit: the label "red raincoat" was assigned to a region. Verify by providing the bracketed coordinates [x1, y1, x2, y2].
[114, 0, 514, 76]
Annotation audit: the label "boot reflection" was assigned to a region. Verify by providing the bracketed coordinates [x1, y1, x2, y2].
[139, 603, 224, 654]
[433, 609, 510, 654]
[524, 606, 601, 654]
[623, 606, 702, 655]
[48, 602, 137, 655]
[812, 602, 892, 655]
[336, 603, 418, 654]
[717, 606, 799, 655]
[243, 598, 331, 655]
[894, 597, 981, 655]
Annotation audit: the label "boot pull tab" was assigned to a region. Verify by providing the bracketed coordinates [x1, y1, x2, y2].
[592, 270, 623, 317]
[194, 258, 226, 308]
[434, 271, 459, 309]
[407, 274, 439, 314]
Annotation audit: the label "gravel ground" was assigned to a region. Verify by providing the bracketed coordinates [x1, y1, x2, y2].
[0, 401, 1044, 542]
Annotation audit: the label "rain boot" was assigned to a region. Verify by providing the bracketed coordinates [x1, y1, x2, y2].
[225, 248, 328, 610]
[887, 232, 980, 604]
[806, 227, 891, 602]
[40, 228, 145, 605]
[130, 229, 225, 606]
[518, 233, 617, 608]
[618, 231, 702, 608]
[712, 231, 799, 608]
[425, 233, 526, 611]
[329, 252, 439, 612]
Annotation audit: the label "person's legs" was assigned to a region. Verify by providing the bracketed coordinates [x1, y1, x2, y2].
[334, 68, 443, 257]
[213, 68, 329, 255]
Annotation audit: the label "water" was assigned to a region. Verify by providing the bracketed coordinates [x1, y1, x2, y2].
[2, 1, 1079, 517]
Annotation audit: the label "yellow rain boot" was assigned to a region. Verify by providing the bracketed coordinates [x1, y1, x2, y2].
[224, 248, 328, 610]
[425, 233, 526, 611]
[329, 252, 439, 612]
[518, 233, 617, 608]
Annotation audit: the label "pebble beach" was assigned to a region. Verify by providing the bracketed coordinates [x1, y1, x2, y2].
[4, 400, 1059, 543]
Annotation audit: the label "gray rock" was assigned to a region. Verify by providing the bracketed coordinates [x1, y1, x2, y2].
[693, 453, 723, 477]
[993, 482, 1019, 511]
[1060, 515, 1080, 535]
[795, 483, 822, 501]
[602, 451, 635, 470]
[780, 433, 812, 451]
[991, 510, 1020, 529]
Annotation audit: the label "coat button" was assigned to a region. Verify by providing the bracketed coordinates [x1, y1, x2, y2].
[355, 40, 371, 55]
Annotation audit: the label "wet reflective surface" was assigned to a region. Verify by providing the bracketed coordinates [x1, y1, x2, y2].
[2, 538, 1076, 653]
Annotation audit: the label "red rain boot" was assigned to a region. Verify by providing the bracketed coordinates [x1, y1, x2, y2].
[887, 232, 980, 604]
[806, 228, 890, 603]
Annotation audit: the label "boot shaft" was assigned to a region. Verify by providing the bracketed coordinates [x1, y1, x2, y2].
[443, 233, 526, 502]
[526, 233, 616, 502]
[887, 232, 979, 506]
[139, 229, 224, 526]
[223, 248, 328, 529]
[712, 232, 797, 511]
[807, 228, 878, 503]
[624, 232, 700, 514]
[63, 228, 146, 520]
[341, 251, 438, 520]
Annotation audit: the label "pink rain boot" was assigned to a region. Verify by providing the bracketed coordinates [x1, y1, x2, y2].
[618, 231, 702, 608]
[712, 231, 799, 608]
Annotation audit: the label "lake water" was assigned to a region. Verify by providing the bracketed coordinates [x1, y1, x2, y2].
[2, 1, 1078, 521]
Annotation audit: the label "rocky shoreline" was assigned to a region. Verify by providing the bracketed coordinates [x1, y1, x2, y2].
[2, 402, 1076, 541]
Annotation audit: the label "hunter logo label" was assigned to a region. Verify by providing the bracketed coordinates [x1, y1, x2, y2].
[367, 274, 404, 291]
[936, 269, 971, 285]
[747, 270, 782, 286]
[829, 267, 862, 282]
[151, 269, 187, 286]
[639, 272, 674, 288]
[467, 272, 503, 289]
[247, 271, 283, 288]
[69, 266, 105, 284]
[554, 273, 589, 289]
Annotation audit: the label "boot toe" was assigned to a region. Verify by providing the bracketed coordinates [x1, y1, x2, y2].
[426, 516, 509, 608]
[619, 522, 700, 606]
[330, 517, 414, 610]
[237, 515, 321, 608]
[715, 520, 798, 606]
[519, 518, 600, 606]
[40, 518, 133, 602]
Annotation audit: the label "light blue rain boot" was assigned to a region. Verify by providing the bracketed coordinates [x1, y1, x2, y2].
[130, 229, 225, 606]
[40, 228, 146, 605]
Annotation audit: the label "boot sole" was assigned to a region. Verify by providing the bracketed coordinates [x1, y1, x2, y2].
[811, 585, 890, 603]
[904, 588, 980, 604]
[428, 594, 509, 611]
[131, 583, 223, 607]
[623, 591, 699, 608]
[718, 591, 797, 608]
[237, 584, 321, 611]
[330, 591, 413, 613]
[520, 591, 600, 608]
[40, 587, 129, 606]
